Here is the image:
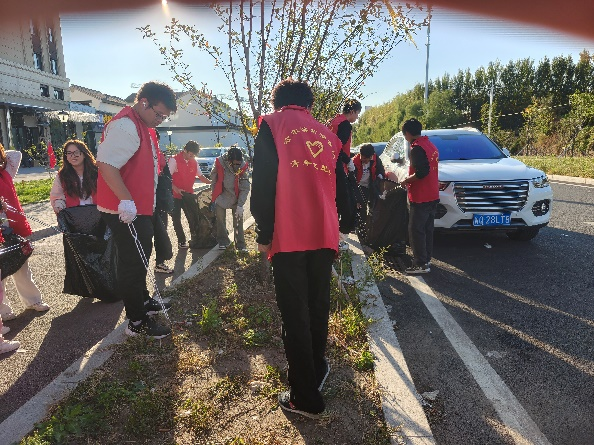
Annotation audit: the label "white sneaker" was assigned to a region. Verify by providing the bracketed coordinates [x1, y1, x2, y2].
[0, 312, 17, 321]
[1, 326, 10, 335]
[0, 339, 20, 354]
[27, 302, 50, 312]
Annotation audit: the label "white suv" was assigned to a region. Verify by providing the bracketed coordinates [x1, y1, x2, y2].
[381, 128, 553, 241]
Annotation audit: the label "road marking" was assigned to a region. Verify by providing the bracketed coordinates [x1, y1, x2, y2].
[407, 276, 552, 445]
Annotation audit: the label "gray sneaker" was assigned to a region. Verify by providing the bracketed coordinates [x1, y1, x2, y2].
[405, 264, 430, 275]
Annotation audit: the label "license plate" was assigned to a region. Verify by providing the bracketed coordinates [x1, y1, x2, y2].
[472, 213, 511, 227]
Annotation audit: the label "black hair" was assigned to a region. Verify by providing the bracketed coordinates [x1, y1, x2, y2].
[359, 144, 375, 158]
[136, 81, 177, 112]
[184, 140, 200, 154]
[271, 78, 314, 110]
[342, 99, 362, 114]
[402, 118, 423, 136]
[227, 146, 243, 162]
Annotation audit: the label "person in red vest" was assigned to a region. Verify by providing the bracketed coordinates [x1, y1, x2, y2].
[210, 146, 250, 251]
[96, 81, 177, 339]
[168, 140, 211, 251]
[400, 118, 439, 274]
[0, 143, 49, 337]
[50, 139, 98, 214]
[328, 99, 363, 250]
[251, 78, 341, 419]
[353, 143, 385, 231]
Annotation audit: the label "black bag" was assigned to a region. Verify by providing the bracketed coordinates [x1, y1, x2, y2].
[365, 185, 408, 255]
[57, 205, 120, 302]
[0, 227, 33, 279]
[181, 189, 217, 249]
[156, 163, 174, 214]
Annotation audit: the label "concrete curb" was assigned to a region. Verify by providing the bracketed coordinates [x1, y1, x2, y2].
[347, 234, 436, 445]
[0, 216, 255, 445]
[548, 174, 594, 185]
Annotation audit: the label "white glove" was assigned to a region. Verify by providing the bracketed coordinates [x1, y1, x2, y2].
[236, 206, 244, 218]
[378, 190, 387, 200]
[377, 174, 383, 180]
[347, 159, 356, 172]
[118, 200, 137, 224]
[53, 200, 66, 214]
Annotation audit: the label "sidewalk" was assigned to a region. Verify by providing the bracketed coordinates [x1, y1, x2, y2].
[13, 166, 57, 183]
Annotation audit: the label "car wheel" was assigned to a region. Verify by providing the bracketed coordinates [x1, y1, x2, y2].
[506, 227, 540, 241]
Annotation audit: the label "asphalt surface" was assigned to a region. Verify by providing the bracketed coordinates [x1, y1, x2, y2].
[380, 180, 594, 445]
[0, 180, 243, 424]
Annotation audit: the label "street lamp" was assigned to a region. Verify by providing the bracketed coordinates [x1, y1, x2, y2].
[57, 110, 69, 143]
[166, 130, 172, 146]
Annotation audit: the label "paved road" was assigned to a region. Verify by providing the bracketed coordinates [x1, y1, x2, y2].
[0, 184, 249, 423]
[380, 180, 594, 445]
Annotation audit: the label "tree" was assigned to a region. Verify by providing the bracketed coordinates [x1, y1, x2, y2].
[424, 90, 462, 130]
[139, 0, 424, 149]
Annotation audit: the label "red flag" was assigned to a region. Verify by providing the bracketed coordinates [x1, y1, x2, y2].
[47, 142, 56, 168]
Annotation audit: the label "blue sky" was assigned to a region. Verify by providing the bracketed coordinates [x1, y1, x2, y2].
[60, 2, 594, 109]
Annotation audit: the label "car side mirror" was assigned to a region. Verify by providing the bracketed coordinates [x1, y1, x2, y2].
[391, 152, 403, 164]
[502, 148, 510, 157]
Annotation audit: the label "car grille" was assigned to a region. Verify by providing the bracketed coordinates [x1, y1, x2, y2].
[453, 180, 529, 213]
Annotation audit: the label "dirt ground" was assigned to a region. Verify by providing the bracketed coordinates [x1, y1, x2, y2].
[22, 230, 394, 445]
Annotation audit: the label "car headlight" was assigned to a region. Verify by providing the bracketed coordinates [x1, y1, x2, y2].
[532, 175, 550, 188]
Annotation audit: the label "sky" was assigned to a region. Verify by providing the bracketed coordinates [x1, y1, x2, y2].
[60, 2, 594, 110]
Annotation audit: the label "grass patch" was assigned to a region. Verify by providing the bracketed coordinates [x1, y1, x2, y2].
[14, 178, 53, 205]
[515, 155, 594, 179]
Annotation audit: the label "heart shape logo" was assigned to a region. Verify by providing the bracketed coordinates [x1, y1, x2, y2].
[306, 140, 324, 158]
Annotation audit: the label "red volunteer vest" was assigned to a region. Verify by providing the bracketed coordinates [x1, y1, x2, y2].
[353, 153, 377, 184]
[263, 105, 340, 259]
[171, 152, 198, 199]
[211, 157, 248, 203]
[408, 136, 439, 203]
[96, 106, 156, 215]
[0, 170, 32, 237]
[63, 182, 97, 208]
[327, 114, 351, 157]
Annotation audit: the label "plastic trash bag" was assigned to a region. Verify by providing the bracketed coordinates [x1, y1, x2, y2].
[363, 183, 408, 255]
[181, 189, 217, 249]
[57, 205, 119, 302]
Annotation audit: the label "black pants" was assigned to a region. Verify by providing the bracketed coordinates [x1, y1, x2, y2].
[408, 200, 438, 266]
[171, 198, 188, 244]
[102, 213, 153, 321]
[271, 248, 335, 412]
[154, 210, 172, 264]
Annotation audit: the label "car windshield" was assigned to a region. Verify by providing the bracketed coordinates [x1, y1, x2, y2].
[427, 134, 505, 161]
[198, 148, 222, 157]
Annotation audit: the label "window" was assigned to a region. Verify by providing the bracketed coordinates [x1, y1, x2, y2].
[40, 84, 49, 97]
[53, 88, 64, 100]
[50, 58, 58, 75]
[33, 53, 43, 70]
[48, 27, 54, 43]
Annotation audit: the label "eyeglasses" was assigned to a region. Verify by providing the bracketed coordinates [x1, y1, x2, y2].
[66, 150, 81, 157]
[149, 105, 170, 122]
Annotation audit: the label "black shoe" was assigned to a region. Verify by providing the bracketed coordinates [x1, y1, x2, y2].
[125, 318, 171, 339]
[318, 358, 331, 392]
[278, 391, 324, 419]
[144, 298, 172, 315]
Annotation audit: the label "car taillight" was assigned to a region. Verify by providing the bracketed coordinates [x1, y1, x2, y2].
[438, 181, 450, 191]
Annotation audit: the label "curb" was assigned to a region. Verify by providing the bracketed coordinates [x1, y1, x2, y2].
[0, 216, 255, 445]
[548, 174, 594, 185]
[347, 234, 436, 445]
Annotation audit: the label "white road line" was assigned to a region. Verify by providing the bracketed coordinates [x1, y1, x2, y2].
[407, 276, 552, 445]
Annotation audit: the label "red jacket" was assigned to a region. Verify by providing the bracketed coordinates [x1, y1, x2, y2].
[171, 152, 198, 199]
[408, 136, 439, 203]
[0, 170, 32, 237]
[263, 105, 340, 259]
[64, 184, 96, 208]
[96, 106, 157, 215]
[353, 153, 378, 184]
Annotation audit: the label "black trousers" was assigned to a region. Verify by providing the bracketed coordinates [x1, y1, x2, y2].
[171, 198, 189, 244]
[408, 200, 438, 266]
[102, 213, 153, 321]
[271, 248, 335, 412]
[154, 210, 172, 264]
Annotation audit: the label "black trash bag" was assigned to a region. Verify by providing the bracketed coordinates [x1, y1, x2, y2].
[365, 183, 409, 255]
[0, 227, 34, 279]
[181, 189, 217, 249]
[57, 205, 120, 302]
[156, 163, 174, 214]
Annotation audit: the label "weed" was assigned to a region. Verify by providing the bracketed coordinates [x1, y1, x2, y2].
[125, 387, 175, 436]
[225, 282, 238, 298]
[363, 247, 388, 283]
[178, 398, 218, 435]
[243, 328, 271, 347]
[353, 348, 375, 372]
[210, 375, 244, 404]
[260, 365, 284, 398]
[246, 305, 272, 326]
[195, 299, 223, 334]
[21, 404, 98, 445]
[330, 304, 372, 344]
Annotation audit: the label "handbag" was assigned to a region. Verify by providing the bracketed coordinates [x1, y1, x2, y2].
[0, 227, 34, 279]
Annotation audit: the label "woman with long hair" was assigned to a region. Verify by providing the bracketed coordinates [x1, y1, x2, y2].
[50, 139, 98, 213]
[0, 142, 49, 353]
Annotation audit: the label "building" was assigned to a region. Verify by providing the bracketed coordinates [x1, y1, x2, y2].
[0, 16, 70, 158]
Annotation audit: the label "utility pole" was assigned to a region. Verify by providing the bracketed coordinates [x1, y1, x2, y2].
[488, 83, 494, 136]
[424, 19, 431, 104]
